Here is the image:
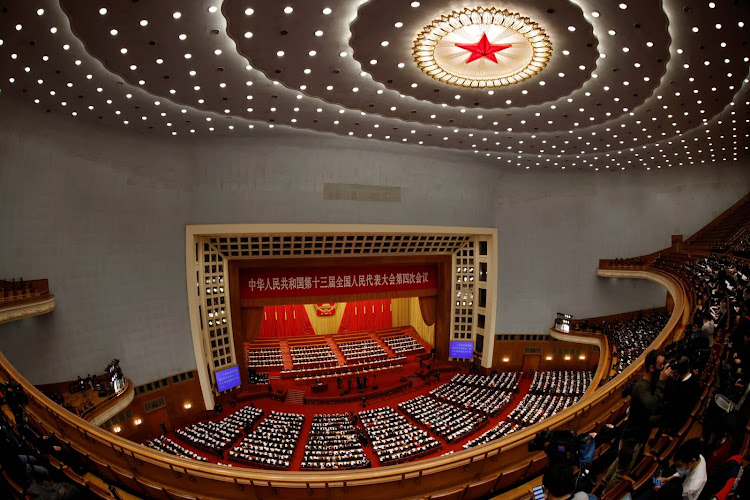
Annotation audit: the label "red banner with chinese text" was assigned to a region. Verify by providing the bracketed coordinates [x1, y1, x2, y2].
[240, 264, 437, 300]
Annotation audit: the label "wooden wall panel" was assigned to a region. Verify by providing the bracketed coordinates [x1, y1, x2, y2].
[492, 339, 599, 372]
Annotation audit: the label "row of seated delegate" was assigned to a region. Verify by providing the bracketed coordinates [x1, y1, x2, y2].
[359, 406, 441, 465]
[290, 344, 338, 367]
[398, 395, 487, 443]
[451, 371, 520, 391]
[248, 372, 270, 384]
[609, 312, 669, 374]
[429, 378, 514, 416]
[228, 411, 304, 469]
[462, 421, 520, 450]
[383, 335, 424, 354]
[338, 339, 387, 362]
[145, 436, 208, 461]
[506, 394, 579, 427]
[529, 370, 593, 396]
[246, 348, 283, 368]
[174, 406, 264, 455]
[301, 413, 370, 470]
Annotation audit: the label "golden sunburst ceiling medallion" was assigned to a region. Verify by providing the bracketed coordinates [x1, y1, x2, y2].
[413, 7, 552, 88]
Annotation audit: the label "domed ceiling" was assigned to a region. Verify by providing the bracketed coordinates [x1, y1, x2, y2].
[0, 0, 748, 171]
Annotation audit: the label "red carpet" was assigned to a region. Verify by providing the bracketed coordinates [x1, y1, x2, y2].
[152, 362, 535, 471]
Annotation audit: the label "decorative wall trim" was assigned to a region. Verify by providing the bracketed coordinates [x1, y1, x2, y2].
[0, 296, 56, 325]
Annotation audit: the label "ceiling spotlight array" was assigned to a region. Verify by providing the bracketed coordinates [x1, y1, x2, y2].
[0, 0, 745, 172]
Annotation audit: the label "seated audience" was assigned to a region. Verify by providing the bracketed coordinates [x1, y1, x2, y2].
[229, 411, 304, 469]
[359, 407, 441, 465]
[301, 414, 369, 469]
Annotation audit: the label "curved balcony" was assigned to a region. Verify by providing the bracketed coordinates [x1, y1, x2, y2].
[0, 267, 689, 500]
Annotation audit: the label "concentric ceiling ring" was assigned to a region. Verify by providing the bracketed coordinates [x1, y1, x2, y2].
[412, 7, 552, 88]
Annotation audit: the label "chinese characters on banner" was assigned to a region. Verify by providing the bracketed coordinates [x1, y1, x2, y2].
[240, 264, 438, 299]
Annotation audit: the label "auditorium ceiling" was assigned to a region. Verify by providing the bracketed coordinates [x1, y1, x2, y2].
[0, 0, 748, 171]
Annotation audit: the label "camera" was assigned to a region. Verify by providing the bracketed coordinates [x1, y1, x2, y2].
[528, 430, 595, 466]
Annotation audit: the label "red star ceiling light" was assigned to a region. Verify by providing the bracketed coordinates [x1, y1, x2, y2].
[413, 7, 552, 88]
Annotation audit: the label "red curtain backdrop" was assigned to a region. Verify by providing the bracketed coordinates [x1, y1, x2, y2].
[258, 305, 315, 338]
[337, 299, 393, 333]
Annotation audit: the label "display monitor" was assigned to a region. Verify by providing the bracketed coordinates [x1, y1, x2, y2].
[215, 365, 241, 392]
[449, 340, 474, 359]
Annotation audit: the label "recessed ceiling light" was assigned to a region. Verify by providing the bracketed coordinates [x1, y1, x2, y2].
[173, 12, 181, 19]
[397, 62, 405, 68]
[15, 24, 22, 31]
[381, 41, 389, 46]
[339, 51, 347, 57]
[568, 26, 576, 31]
[37, 8, 44, 16]
[184, 53, 192, 59]
[99, 8, 107, 15]
[591, 11, 599, 17]
[140, 20, 148, 27]
[692, 27, 699, 32]
[179, 34, 187, 40]
[395, 22, 404, 28]
[120, 48, 127, 54]
[608, 29, 616, 35]
[322, 7, 332, 15]
[214, 49, 222, 55]
[309, 50, 317, 56]
[370, 59, 377, 65]
[50, 27, 57, 34]
[245, 8, 254, 15]
[244, 32, 253, 38]
[277, 50, 285, 57]
[411, 1, 420, 7]
[208, 6, 218, 13]
[619, 3, 627, 9]
[284, 6, 293, 14]
[110, 29, 118, 36]
[315, 30, 324, 36]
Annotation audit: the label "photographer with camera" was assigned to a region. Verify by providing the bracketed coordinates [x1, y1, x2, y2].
[598, 349, 673, 495]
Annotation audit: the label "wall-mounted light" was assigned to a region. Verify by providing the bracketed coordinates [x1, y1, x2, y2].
[502, 357, 509, 362]
[579, 355, 586, 360]
[113, 426, 121, 433]
[184, 402, 192, 410]
[564, 355, 571, 361]
[545, 356, 553, 361]
[134, 418, 142, 426]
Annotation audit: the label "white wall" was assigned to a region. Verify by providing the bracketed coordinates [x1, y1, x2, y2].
[1, 96, 748, 384]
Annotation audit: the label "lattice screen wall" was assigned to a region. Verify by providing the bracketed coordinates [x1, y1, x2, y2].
[208, 233, 470, 257]
[189, 227, 496, 404]
[198, 239, 236, 372]
[453, 240, 476, 342]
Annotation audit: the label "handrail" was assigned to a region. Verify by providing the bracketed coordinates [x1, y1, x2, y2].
[0, 267, 689, 499]
[80, 379, 134, 424]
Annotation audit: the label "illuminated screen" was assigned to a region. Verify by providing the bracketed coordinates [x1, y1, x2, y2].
[215, 365, 241, 392]
[449, 341, 474, 359]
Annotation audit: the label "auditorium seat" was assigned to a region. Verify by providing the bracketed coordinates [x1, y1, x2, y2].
[136, 476, 171, 500]
[428, 486, 467, 500]
[165, 490, 200, 500]
[494, 460, 531, 491]
[601, 476, 633, 500]
[523, 453, 549, 481]
[1, 464, 24, 497]
[463, 475, 499, 499]
[89, 455, 120, 485]
[626, 454, 658, 493]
